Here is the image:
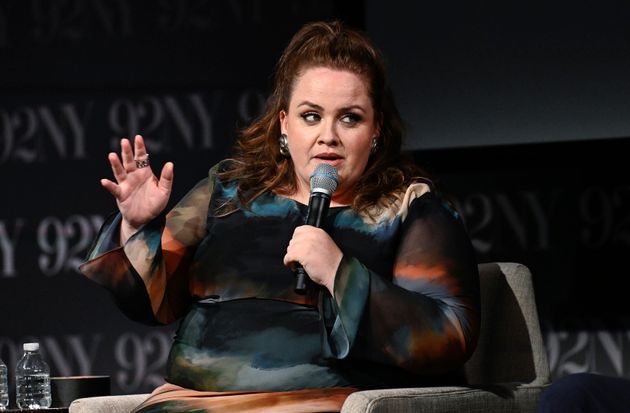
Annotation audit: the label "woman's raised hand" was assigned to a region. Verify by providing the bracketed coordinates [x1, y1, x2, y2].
[101, 135, 174, 242]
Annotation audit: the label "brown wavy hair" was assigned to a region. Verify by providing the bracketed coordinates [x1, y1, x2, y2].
[219, 21, 427, 216]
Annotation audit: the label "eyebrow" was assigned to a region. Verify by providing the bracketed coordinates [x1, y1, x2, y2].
[297, 101, 367, 113]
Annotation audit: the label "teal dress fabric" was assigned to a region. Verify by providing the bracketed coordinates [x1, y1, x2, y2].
[80, 161, 480, 410]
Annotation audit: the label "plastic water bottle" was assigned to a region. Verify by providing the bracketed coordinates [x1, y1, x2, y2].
[0, 357, 8, 410]
[16, 343, 51, 409]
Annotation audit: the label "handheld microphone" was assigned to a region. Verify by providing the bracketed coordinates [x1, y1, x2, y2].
[294, 163, 339, 294]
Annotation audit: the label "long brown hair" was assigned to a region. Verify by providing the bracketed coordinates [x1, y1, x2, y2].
[219, 21, 427, 216]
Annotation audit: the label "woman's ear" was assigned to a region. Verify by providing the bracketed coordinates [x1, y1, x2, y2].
[279, 110, 288, 135]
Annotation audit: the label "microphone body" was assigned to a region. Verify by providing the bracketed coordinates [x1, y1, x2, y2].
[294, 164, 338, 294]
[304, 191, 331, 227]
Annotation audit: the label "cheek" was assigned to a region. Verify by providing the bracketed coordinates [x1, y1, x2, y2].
[356, 151, 371, 173]
[345, 141, 372, 176]
[288, 135, 307, 152]
[351, 137, 373, 162]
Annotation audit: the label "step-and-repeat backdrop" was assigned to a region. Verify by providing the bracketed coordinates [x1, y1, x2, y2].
[419, 138, 630, 381]
[1, 0, 629, 398]
[0, 0, 351, 397]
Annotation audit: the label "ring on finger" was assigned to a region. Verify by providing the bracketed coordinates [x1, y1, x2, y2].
[135, 154, 150, 169]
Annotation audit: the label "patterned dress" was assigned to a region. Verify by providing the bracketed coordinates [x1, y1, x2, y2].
[80, 161, 480, 413]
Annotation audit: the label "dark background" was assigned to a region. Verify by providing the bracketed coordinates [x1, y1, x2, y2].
[1, 0, 629, 400]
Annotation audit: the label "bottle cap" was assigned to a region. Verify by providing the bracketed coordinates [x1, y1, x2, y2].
[23, 342, 40, 351]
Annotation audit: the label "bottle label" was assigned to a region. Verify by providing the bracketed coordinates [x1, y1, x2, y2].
[16, 374, 51, 409]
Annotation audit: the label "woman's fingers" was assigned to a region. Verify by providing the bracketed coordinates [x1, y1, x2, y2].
[283, 226, 342, 294]
[100, 178, 120, 198]
[283, 226, 318, 266]
[108, 152, 126, 183]
[158, 162, 174, 193]
[120, 138, 135, 171]
[133, 135, 148, 160]
[112, 136, 153, 184]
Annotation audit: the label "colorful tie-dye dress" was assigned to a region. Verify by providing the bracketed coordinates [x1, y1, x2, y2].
[80, 161, 480, 413]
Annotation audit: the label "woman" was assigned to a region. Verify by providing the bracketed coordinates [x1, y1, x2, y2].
[80, 21, 480, 413]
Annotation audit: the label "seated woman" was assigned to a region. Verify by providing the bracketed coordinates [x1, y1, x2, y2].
[80, 21, 481, 413]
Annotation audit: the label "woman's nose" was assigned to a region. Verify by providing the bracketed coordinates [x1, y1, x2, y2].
[317, 121, 339, 145]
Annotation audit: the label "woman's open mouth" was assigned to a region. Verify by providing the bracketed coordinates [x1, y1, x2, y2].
[314, 153, 343, 165]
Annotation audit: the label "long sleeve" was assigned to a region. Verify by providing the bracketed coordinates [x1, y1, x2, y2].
[79, 166, 219, 325]
[321, 188, 480, 376]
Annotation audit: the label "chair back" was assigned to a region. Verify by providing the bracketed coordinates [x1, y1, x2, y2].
[464, 263, 550, 386]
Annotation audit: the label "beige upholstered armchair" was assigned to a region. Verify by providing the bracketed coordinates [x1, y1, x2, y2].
[70, 262, 550, 413]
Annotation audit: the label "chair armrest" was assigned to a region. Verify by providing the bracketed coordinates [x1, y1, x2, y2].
[341, 384, 547, 413]
[69, 393, 150, 413]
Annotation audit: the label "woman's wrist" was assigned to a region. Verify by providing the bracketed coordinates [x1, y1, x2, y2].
[324, 251, 343, 296]
[119, 219, 142, 245]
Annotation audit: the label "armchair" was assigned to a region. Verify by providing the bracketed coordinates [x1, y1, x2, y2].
[70, 262, 550, 413]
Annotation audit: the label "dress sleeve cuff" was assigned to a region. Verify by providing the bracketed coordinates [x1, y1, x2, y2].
[320, 255, 370, 359]
[78, 213, 167, 325]
[84, 212, 123, 260]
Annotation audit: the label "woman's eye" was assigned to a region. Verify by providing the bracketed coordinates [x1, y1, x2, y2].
[340, 113, 362, 125]
[301, 112, 320, 123]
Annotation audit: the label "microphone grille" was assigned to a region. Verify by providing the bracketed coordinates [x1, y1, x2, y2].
[310, 163, 338, 194]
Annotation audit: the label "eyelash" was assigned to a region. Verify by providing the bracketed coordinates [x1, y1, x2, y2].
[301, 112, 320, 123]
[300, 112, 362, 125]
[342, 113, 362, 125]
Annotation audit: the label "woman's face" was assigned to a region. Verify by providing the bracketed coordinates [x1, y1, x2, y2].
[279, 67, 379, 204]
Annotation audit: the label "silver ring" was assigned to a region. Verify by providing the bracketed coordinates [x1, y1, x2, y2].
[135, 154, 150, 168]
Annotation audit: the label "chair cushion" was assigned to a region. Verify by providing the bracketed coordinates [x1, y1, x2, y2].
[69, 393, 150, 413]
[341, 384, 547, 413]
